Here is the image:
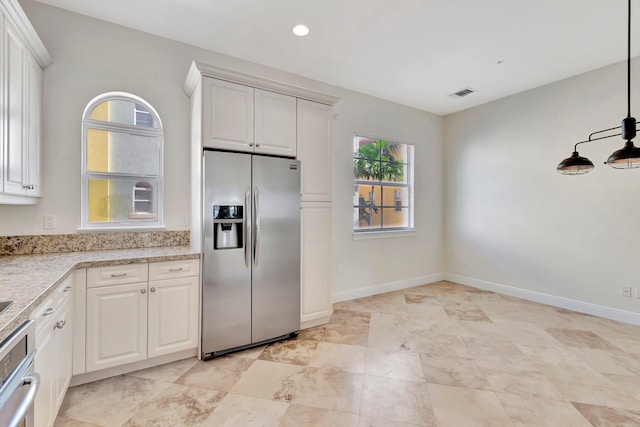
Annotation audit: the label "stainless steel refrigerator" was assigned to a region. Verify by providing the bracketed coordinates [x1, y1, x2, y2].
[201, 149, 300, 359]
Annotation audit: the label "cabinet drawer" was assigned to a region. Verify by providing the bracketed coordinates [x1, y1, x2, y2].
[87, 263, 148, 288]
[149, 259, 199, 281]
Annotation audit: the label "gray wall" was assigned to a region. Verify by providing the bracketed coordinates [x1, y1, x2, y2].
[444, 58, 640, 316]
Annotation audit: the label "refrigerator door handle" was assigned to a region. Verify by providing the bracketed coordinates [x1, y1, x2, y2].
[245, 186, 251, 268]
[253, 186, 260, 267]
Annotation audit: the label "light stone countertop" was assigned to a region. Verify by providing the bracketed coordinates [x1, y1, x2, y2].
[0, 246, 200, 343]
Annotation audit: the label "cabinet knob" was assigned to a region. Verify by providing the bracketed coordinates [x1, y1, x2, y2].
[249, 142, 255, 147]
[141, 289, 146, 294]
[150, 287, 156, 293]
[54, 320, 66, 330]
[256, 143, 261, 147]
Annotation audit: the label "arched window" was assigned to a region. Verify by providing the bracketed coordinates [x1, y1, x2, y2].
[81, 92, 163, 229]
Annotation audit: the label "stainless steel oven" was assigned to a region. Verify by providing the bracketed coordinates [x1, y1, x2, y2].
[0, 320, 39, 427]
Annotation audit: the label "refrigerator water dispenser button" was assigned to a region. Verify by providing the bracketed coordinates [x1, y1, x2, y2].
[215, 223, 239, 249]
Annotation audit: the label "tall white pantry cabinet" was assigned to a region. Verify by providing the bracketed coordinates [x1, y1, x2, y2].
[184, 62, 339, 328]
[0, 0, 51, 204]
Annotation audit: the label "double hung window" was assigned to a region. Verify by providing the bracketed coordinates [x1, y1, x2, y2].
[353, 135, 414, 232]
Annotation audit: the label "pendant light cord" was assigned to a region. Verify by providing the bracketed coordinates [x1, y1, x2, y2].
[628, 0, 632, 118]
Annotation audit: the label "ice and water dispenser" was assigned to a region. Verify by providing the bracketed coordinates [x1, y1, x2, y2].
[213, 205, 243, 249]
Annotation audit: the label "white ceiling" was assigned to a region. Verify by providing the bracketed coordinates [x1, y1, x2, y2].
[33, 0, 639, 115]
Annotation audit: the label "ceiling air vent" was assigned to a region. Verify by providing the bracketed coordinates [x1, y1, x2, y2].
[450, 88, 476, 98]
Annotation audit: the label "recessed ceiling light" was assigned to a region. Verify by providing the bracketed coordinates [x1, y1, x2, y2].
[293, 24, 309, 37]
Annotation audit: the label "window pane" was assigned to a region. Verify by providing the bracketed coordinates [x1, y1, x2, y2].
[353, 158, 380, 181]
[381, 207, 410, 228]
[88, 178, 158, 223]
[354, 136, 379, 160]
[353, 208, 381, 230]
[379, 161, 406, 183]
[86, 128, 160, 176]
[381, 186, 409, 209]
[88, 99, 158, 128]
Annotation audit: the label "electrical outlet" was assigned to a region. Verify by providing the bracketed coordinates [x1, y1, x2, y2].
[622, 285, 633, 297]
[43, 215, 56, 229]
[180, 215, 189, 226]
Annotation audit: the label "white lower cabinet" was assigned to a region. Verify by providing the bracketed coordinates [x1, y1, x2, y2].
[300, 202, 333, 327]
[86, 282, 148, 372]
[31, 276, 73, 427]
[82, 259, 200, 374]
[147, 276, 199, 358]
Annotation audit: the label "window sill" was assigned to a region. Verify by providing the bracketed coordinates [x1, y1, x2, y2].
[352, 229, 416, 240]
[77, 225, 167, 233]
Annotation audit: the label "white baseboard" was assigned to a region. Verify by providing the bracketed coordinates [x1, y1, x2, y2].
[444, 273, 640, 327]
[332, 273, 446, 303]
[331, 272, 640, 326]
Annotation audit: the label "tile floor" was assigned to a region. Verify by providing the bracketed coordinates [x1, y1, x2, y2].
[54, 281, 640, 426]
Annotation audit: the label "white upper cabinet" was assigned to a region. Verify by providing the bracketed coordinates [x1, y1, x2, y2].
[0, 0, 51, 204]
[202, 78, 254, 152]
[202, 78, 297, 156]
[297, 100, 332, 202]
[254, 89, 297, 157]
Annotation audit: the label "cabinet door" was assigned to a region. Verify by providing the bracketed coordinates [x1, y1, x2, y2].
[3, 18, 26, 195]
[147, 276, 199, 358]
[33, 316, 55, 427]
[54, 293, 73, 414]
[202, 78, 254, 152]
[300, 202, 332, 327]
[297, 100, 332, 202]
[25, 54, 42, 197]
[86, 283, 148, 372]
[254, 89, 297, 157]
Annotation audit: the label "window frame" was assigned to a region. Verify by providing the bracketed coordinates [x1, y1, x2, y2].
[353, 133, 415, 234]
[80, 92, 164, 231]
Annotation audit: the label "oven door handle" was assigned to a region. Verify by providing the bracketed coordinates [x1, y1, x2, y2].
[0, 350, 39, 426]
[6, 372, 40, 427]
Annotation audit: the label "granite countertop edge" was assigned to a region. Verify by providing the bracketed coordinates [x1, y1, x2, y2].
[0, 246, 200, 343]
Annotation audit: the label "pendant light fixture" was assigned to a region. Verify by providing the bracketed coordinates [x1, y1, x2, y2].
[557, 0, 640, 174]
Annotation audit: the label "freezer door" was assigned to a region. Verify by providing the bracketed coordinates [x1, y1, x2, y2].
[202, 150, 252, 354]
[251, 156, 301, 342]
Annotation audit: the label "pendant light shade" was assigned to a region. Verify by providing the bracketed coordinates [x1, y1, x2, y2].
[606, 140, 640, 168]
[557, 151, 595, 175]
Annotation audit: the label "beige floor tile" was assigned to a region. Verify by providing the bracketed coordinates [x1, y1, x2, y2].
[175, 356, 254, 392]
[53, 418, 101, 427]
[483, 368, 564, 399]
[575, 347, 640, 376]
[58, 376, 170, 426]
[572, 402, 640, 427]
[540, 366, 640, 410]
[364, 348, 424, 381]
[359, 375, 435, 426]
[280, 404, 359, 427]
[123, 383, 225, 426]
[228, 344, 267, 359]
[230, 359, 305, 402]
[545, 328, 620, 350]
[309, 342, 367, 374]
[201, 393, 289, 426]
[420, 353, 491, 390]
[258, 337, 318, 365]
[496, 392, 592, 427]
[413, 331, 472, 358]
[292, 366, 363, 414]
[605, 373, 640, 401]
[126, 357, 198, 383]
[515, 344, 595, 371]
[358, 417, 426, 427]
[367, 312, 415, 351]
[323, 310, 371, 345]
[428, 383, 512, 427]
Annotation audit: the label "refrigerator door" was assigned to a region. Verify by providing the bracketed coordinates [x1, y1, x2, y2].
[251, 156, 301, 342]
[202, 150, 252, 354]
